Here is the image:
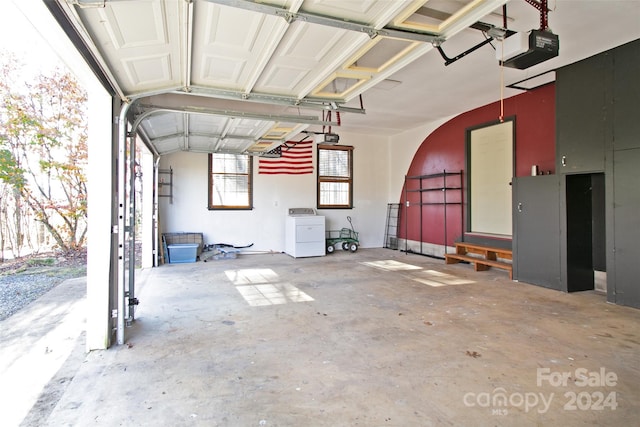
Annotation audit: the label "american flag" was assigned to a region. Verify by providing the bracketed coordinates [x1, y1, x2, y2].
[258, 140, 314, 174]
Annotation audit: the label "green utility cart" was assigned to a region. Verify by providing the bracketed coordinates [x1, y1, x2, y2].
[326, 216, 359, 253]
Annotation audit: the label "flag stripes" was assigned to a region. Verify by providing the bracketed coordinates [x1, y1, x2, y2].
[258, 140, 314, 174]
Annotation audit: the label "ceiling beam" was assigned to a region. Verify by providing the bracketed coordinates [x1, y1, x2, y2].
[131, 105, 340, 134]
[205, 0, 444, 44]
[159, 86, 366, 114]
[149, 132, 254, 145]
[183, 114, 190, 151]
[182, 1, 194, 92]
[147, 132, 185, 144]
[189, 132, 254, 140]
[180, 86, 366, 115]
[127, 86, 366, 115]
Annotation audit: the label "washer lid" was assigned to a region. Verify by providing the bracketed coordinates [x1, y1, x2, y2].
[288, 208, 316, 216]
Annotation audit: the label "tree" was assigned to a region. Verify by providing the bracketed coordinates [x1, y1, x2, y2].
[0, 55, 29, 258]
[0, 54, 88, 254]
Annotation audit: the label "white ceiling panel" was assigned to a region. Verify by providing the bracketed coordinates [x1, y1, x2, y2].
[122, 53, 173, 87]
[44, 0, 640, 157]
[191, 2, 289, 91]
[216, 137, 256, 153]
[300, 0, 416, 28]
[188, 114, 228, 135]
[254, 21, 368, 97]
[186, 135, 220, 152]
[226, 118, 274, 138]
[153, 137, 184, 155]
[54, 0, 519, 156]
[143, 112, 183, 139]
[74, 0, 184, 95]
[99, 2, 168, 49]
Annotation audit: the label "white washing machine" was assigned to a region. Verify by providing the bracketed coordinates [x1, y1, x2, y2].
[285, 208, 325, 258]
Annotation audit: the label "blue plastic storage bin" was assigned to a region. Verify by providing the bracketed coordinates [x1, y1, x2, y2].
[168, 243, 198, 263]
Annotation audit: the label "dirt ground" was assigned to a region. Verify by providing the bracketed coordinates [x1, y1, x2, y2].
[0, 248, 87, 275]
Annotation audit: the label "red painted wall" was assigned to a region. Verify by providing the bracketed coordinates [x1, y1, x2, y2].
[399, 83, 556, 246]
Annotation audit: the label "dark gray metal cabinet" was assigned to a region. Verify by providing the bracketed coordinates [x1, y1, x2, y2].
[556, 53, 610, 173]
[612, 149, 640, 306]
[609, 40, 640, 307]
[555, 39, 640, 308]
[512, 175, 562, 290]
[613, 40, 640, 151]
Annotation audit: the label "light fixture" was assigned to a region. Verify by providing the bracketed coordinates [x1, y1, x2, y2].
[322, 133, 340, 144]
[487, 26, 507, 41]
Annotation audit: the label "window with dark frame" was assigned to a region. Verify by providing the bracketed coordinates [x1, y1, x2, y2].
[317, 144, 354, 209]
[208, 153, 253, 210]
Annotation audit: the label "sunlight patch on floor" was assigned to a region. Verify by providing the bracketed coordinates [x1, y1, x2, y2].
[235, 283, 314, 307]
[0, 300, 85, 427]
[362, 260, 423, 271]
[225, 268, 279, 285]
[412, 269, 475, 287]
[226, 269, 314, 306]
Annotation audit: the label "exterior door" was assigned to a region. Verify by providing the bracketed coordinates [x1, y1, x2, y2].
[512, 175, 561, 290]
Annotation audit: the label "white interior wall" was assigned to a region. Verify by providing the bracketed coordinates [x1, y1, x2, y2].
[158, 131, 390, 251]
[85, 87, 113, 351]
[140, 147, 154, 269]
[387, 116, 453, 203]
[321, 131, 389, 248]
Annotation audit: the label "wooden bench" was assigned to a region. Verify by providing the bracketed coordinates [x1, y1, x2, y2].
[445, 242, 513, 279]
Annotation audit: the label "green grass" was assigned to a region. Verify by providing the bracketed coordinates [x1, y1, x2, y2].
[26, 258, 56, 267]
[44, 266, 87, 278]
[1, 262, 86, 278]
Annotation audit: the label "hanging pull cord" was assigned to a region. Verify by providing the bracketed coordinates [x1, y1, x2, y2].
[498, 3, 507, 123]
[499, 37, 505, 123]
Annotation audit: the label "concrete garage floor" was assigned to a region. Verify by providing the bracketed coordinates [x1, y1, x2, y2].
[15, 249, 640, 426]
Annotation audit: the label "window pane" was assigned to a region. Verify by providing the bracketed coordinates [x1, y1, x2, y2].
[320, 182, 349, 205]
[209, 153, 252, 209]
[211, 154, 249, 174]
[212, 174, 249, 206]
[319, 149, 349, 177]
[317, 146, 353, 209]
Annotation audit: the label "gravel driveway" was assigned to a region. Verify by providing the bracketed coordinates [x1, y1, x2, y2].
[0, 251, 87, 321]
[0, 271, 84, 321]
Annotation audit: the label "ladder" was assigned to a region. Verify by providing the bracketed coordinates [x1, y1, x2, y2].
[384, 203, 400, 250]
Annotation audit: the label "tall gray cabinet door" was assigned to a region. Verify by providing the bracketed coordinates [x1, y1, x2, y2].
[613, 149, 640, 306]
[513, 175, 561, 290]
[556, 53, 609, 173]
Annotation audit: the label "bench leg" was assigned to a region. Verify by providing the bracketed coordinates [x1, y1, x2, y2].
[474, 263, 490, 271]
